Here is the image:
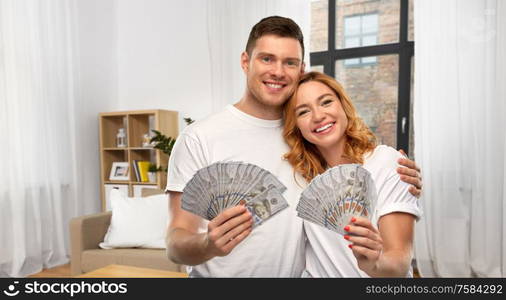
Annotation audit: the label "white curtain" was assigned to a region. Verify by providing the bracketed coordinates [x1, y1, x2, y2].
[414, 0, 506, 277]
[0, 0, 82, 277]
[206, 0, 311, 112]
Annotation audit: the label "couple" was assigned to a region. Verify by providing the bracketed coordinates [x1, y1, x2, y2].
[165, 16, 421, 277]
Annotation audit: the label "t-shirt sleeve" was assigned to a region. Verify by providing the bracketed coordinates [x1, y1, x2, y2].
[165, 131, 208, 192]
[375, 172, 423, 222]
[371, 147, 423, 222]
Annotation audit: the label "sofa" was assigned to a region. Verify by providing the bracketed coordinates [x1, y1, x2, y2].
[69, 189, 186, 276]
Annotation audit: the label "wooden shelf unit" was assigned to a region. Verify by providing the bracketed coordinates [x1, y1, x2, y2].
[99, 109, 178, 211]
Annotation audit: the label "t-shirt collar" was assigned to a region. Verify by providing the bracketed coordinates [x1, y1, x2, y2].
[226, 105, 282, 128]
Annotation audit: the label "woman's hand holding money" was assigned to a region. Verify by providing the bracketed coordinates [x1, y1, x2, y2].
[344, 216, 383, 275]
[344, 213, 415, 277]
[204, 204, 253, 257]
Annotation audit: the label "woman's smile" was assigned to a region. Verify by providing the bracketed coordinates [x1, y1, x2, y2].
[313, 121, 336, 134]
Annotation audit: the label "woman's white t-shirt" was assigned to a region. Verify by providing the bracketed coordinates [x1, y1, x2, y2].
[304, 145, 423, 277]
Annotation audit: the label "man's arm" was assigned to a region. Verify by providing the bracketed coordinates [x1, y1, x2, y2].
[166, 191, 253, 266]
[397, 149, 422, 197]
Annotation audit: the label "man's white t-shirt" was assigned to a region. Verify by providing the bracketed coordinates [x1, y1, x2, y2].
[304, 145, 422, 277]
[166, 105, 305, 277]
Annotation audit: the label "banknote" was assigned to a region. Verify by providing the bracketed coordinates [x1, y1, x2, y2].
[246, 186, 289, 226]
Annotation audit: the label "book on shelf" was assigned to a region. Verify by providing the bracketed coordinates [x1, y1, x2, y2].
[132, 160, 141, 182]
[137, 160, 151, 182]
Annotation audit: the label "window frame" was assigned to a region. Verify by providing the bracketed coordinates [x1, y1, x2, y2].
[310, 0, 413, 153]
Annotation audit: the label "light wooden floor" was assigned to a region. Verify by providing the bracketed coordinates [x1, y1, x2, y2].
[28, 263, 71, 278]
[28, 263, 420, 278]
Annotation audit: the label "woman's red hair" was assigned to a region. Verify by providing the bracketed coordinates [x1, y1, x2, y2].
[283, 71, 377, 182]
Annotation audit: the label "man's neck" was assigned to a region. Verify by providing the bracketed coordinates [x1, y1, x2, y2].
[234, 94, 283, 120]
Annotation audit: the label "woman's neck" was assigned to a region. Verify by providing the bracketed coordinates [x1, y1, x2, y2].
[318, 141, 352, 167]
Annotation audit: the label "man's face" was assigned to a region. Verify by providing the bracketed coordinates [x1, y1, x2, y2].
[242, 34, 304, 109]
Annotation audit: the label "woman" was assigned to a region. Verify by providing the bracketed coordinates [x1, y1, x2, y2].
[283, 71, 422, 277]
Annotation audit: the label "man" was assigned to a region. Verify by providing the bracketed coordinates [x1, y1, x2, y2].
[165, 16, 421, 277]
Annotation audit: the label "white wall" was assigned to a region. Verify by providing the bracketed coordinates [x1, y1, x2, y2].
[116, 0, 213, 128]
[75, 0, 118, 214]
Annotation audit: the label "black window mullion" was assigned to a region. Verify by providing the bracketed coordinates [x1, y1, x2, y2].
[333, 43, 400, 59]
[310, 52, 329, 66]
[399, 0, 408, 44]
[396, 0, 412, 153]
[328, 0, 336, 77]
[397, 47, 412, 153]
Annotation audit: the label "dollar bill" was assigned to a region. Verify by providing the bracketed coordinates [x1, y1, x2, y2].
[246, 186, 289, 226]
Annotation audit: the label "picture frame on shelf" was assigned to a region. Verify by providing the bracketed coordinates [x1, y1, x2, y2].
[109, 162, 130, 181]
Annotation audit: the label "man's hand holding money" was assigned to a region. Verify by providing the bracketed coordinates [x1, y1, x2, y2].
[204, 204, 253, 257]
[180, 162, 289, 259]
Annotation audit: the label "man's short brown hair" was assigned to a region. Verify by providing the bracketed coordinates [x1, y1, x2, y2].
[245, 16, 305, 59]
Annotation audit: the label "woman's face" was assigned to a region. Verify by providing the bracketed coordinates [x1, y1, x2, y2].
[294, 80, 348, 152]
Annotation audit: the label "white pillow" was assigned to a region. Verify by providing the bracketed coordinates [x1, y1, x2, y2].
[99, 189, 169, 249]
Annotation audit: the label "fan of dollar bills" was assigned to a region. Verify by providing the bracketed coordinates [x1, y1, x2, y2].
[182, 161, 289, 226]
[296, 164, 377, 235]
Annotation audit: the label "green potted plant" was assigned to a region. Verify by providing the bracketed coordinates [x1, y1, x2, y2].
[147, 163, 162, 183]
[149, 117, 195, 161]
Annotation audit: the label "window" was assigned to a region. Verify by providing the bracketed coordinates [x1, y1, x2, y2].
[343, 14, 378, 66]
[310, 0, 414, 153]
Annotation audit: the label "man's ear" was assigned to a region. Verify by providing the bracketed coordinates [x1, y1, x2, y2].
[300, 62, 306, 75]
[241, 51, 250, 73]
